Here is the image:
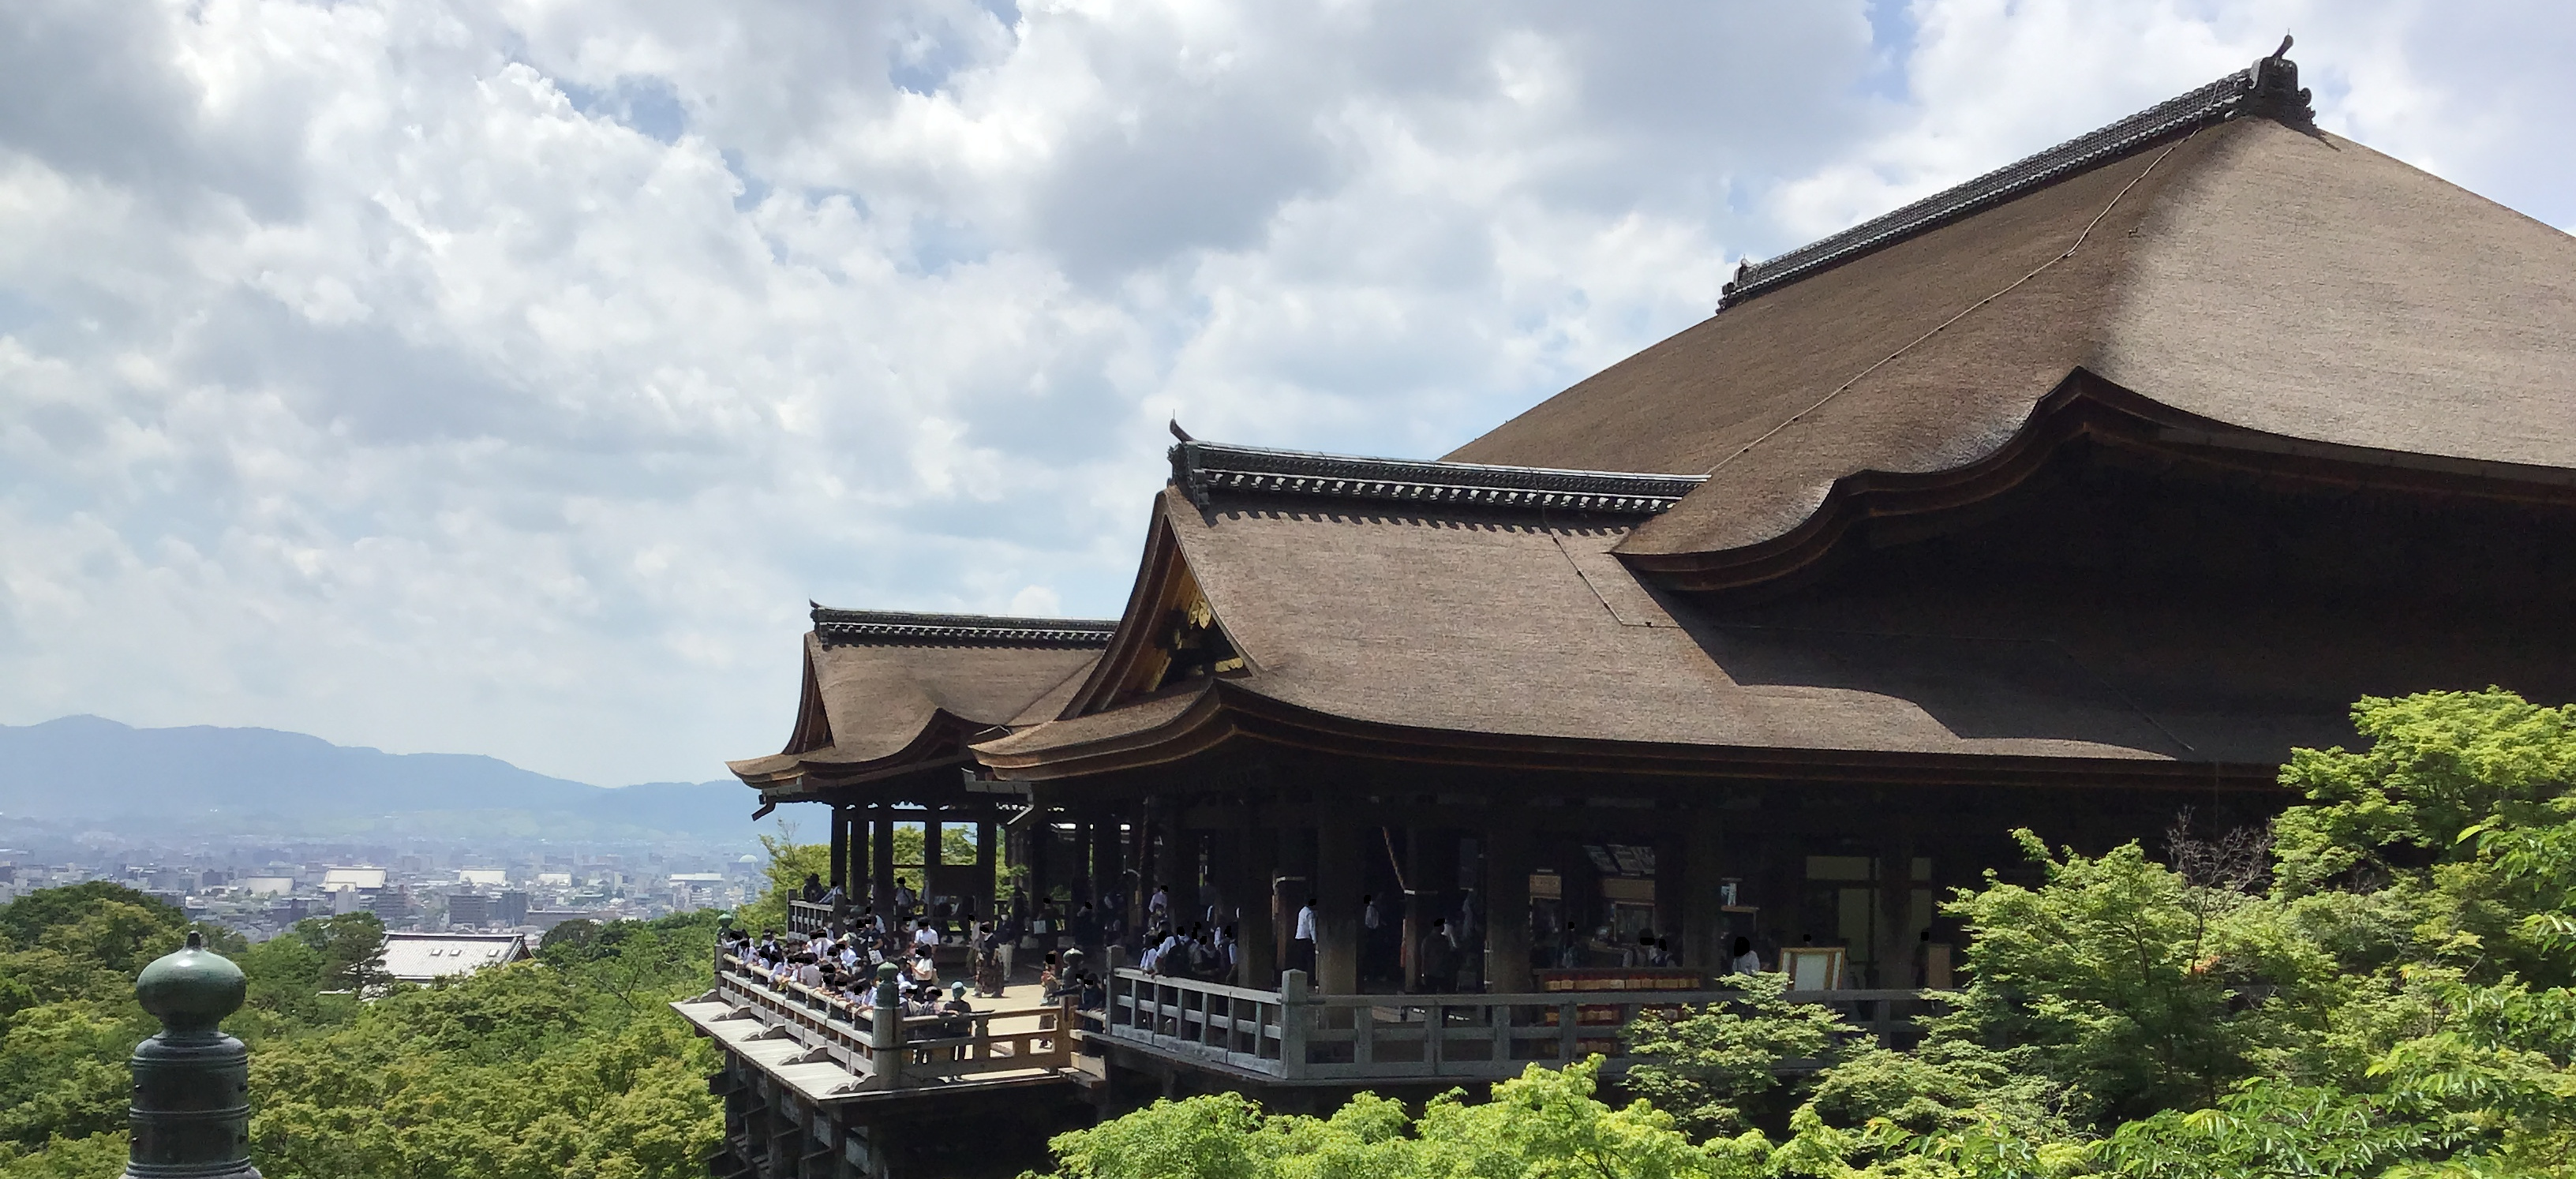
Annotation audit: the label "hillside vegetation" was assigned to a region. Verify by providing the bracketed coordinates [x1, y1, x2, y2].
[0, 886, 723, 1179]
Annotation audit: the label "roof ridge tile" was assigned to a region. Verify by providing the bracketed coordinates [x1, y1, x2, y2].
[1720, 46, 2312, 309]
[809, 608, 1118, 648]
[1170, 440, 1707, 515]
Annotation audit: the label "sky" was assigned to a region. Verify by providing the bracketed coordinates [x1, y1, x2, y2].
[2, 0, 2572, 787]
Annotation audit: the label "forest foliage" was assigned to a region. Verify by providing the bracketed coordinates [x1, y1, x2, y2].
[1036, 689, 2576, 1178]
[0, 884, 725, 1179]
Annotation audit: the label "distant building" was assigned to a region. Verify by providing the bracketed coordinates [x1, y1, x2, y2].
[321, 866, 388, 890]
[497, 890, 530, 926]
[238, 876, 294, 897]
[456, 868, 508, 888]
[378, 932, 530, 983]
[447, 893, 496, 927]
[668, 872, 724, 911]
[364, 886, 416, 925]
[523, 908, 604, 933]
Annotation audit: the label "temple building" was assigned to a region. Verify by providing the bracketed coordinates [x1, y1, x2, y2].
[693, 47, 2576, 1176]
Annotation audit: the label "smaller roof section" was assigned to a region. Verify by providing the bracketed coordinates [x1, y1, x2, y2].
[380, 931, 531, 983]
[728, 605, 1117, 795]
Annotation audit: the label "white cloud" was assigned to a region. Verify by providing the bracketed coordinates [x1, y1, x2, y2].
[0, 0, 2569, 784]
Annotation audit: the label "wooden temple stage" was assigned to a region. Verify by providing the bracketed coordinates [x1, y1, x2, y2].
[686, 44, 2576, 1179]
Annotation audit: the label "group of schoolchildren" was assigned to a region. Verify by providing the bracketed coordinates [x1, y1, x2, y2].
[1125, 882, 1241, 982]
[721, 924, 981, 1027]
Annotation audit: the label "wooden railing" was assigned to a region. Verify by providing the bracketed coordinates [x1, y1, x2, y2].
[710, 953, 1072, 1092]
[785, 900, 837, 935]
[1103, 968, 1949, 1084]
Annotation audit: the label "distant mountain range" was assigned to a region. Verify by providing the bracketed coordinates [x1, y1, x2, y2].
[0, 716, 758, 841]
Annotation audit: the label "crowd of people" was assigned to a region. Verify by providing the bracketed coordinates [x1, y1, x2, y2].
[754, 870, 1809, 1013]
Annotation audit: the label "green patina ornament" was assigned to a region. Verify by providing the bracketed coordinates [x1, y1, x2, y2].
[135, 930, 249, 1036]
[126, 930, 261, 1179]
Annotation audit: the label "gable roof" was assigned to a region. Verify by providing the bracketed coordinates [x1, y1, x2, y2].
[725, 608, 1111, 789]
[1443, 50, 2576, 566]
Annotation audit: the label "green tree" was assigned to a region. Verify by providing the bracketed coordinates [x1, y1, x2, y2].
[1622, 971, 1859, 1134]
[1043, 1058, 1754, 1179]
[1931, 833, 2269, 1122]
[0, 885, 723, 1179]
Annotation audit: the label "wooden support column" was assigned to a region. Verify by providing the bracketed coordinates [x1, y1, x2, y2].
[860, 808, 881, 900]
[1026, 815, 1052, 915]
[1094, 814, 1124, 934]
[1237, 822, 1275, 988]
[1655, 827, 1685, 955]
[1129, 803, 1157, 933]
[1316, 802, 1361, 995]
[1400, 828, 1425, 992]
[871, 809, 896, 914]
[1879, 836, 1916, 988]
[1275, 823, 1307, 979]
[1485, 811, 1533, 994]
[827, 805, 849, 892]
[1683, 808, 1724, 970]
[975, 815, 998, 922]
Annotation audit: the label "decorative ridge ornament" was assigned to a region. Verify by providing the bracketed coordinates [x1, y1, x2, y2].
[810, 608, 1119, 648]
[1720, 40, 2315, 310]
[1169, 440, 1707, 515]
[125, 930, 260, 1178]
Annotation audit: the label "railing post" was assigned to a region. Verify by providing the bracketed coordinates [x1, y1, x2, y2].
[870, 963, 902, 1090]
[1353, 1001, 1373, 1067]
[1105, 946, 1127, 1036]
[1279, 970, 1309, 1080]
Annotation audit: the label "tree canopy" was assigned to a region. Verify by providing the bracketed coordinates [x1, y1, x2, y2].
[0, 885, 723, 1179]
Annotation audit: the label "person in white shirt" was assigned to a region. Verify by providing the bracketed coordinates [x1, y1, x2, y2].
[1728, 936, 1763, 976]
[913, 920, 939, 951]
[1293, 897, 1318, 975]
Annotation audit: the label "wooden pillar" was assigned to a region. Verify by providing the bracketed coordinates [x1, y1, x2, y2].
[976, 815, 998, 921]
[1682, 808, 1724, 970]
[1655, 826, 1685, 958]
[1879, 836, 1916, 988]
[1276, 823, 1309, 982]
[1237, 822, 1275, 988]
[860, 808, 881, 900]
[1400, 828, 1425, 992]
[827, 805, 849, 891]
[1485, 811, 1533, 994]
[1129, 803, 1156, 934]
[871, 809, 896, 913]
[1094, 813, 1124, 933]
[1009, 818, 1040, 911]
[1316, 803, 1361, 995]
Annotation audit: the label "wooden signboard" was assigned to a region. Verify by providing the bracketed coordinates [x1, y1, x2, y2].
[1781, 946, 1845, 991]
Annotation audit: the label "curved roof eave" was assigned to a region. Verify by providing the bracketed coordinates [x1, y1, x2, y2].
[1616, 367, 2576, 593]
